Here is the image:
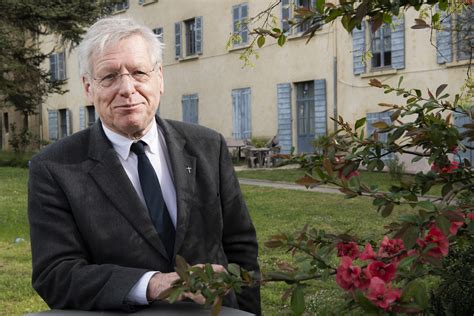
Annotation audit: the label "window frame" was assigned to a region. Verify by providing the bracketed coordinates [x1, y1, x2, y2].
[370, 23, 392, 69]
[232, 3, 249, 47]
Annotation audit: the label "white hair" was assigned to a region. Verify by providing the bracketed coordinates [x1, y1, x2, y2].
[76, 17, 164, 77]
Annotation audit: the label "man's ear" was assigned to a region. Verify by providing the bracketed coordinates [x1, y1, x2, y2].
[82, 76, 94, 104]
[158, 65, 164, 95]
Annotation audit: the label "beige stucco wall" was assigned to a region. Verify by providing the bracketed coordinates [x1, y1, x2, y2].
[40, 1, 470, 171]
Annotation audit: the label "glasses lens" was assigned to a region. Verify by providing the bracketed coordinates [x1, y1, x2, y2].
[99, 74, 118, 88]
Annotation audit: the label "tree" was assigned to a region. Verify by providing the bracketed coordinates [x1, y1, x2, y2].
[162, 1, 473, 315]
[0, 0, 117, 129]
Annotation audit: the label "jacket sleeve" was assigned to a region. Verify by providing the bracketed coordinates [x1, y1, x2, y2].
[28, 157, 147, 311]
[217, 134, 261, 315]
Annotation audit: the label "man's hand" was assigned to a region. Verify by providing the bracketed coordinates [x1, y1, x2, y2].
[146, 264, 225, 304]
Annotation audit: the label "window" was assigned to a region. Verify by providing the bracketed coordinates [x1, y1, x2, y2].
[49, 51, 66, 81]
[185, 19, 197, 56]
[352, 16, 405, 75]
[437, 5, 473, 63]
[454, 111, 474, 164]
[86, 106, 96, 127]
[79, 106, 96, 130]
[110, 0, 128, 12]
[182, 94, 198, 124]
[232, 88, 251, 139]
[281, 0, 321, 35]
[3, 113, 9, 133]
[295, 0, 312, 33]
[371, 23, 392, 68]
[175, 17, 203, 59]
[366, 111, 394, 161]
[153, 27, 163, 41]
[296, 81, 315, 137]
[232, 3, 248, 46]
[59, 109, 70, 139]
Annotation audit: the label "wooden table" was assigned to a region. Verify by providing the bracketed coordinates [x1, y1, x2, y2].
[248, 148, 271, 168]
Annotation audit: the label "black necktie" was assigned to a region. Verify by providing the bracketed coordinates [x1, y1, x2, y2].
[130, 140, 175, 258]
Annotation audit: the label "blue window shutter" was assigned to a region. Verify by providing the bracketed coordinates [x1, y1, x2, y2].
[232, 90, 241, 139]
[281, 0, 292, 34]
[456, 6, 474, 61]
[352, 22, 366, 75]
[241, 4, 248, 44]
[314, 79, 327, 137]
[232, 5, 240, 35]
[232, 88, 252, 139]
[58, 51, 66, 80]
[436, 10, 452, 64]
[182, 94, 198, 124]
[79, 107, 86, 130]
[277, 83, 292, 154]
[195, 16, 203, 54]
[454, 112, 474, 164]
[50, 54, 57, 81]
[367, 111, 393, 160]
[391, 15, 405, 70]
[191, 94, 198, 124]
[242, 88, 251, 139]
[66, 109, 71, 136]
[48, 110, 58, 141]
[182, 95, 190, 122]
[174, 22, 182, 59]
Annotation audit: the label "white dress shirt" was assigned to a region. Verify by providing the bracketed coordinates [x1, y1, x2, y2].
[102, 120, 177, 305]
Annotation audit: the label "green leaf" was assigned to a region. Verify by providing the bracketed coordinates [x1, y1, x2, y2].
[376, 159, 385, 171]
[435, 84, 447, 98]
[372, 121, 389, 129]
[402, 279, 429, 308]
[398, 76, 404, 88]
[257, 35, 265, 48]
[441, 183, 453, 196]
[277, 34, 286, 46]
[435, 215, 451, 236]
[367, 159, 378, 171]
[397, 254, 417, 270]
[417, 200, 436, 212]
[355, 117, 366, 130]
[290, 285, 305, 316]
[381, 202, 394, 217]
[316, 0, 325, 13]
[227, 263, 240, 276]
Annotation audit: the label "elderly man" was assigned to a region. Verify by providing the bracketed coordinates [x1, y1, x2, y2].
[28, 17, 260, 314]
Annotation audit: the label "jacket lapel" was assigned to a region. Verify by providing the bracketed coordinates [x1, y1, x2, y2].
[86, 121, 170, 260]
[156, 117, 196, 256]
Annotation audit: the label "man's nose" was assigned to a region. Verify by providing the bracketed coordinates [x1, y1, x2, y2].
[118, 74, 136, 97]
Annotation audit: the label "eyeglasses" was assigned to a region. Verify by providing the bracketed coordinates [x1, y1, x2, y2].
[91, 62, 158, 88]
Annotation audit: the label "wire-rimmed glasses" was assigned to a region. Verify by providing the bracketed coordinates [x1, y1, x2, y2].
[90, 62, 159, 88]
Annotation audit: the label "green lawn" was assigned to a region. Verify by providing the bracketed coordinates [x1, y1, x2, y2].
[0, 167, 415, 315]
[237, 167, 442, 196]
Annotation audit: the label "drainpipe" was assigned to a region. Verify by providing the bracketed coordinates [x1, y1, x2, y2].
[333, 56, 338, 132]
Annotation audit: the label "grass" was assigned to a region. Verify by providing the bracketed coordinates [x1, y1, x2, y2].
[0, 167, 416, 315]
[237, 167, 442, 196]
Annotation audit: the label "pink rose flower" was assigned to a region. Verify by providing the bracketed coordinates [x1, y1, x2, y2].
[417, 226, 449, 258]
[367, 261, 397, 283]
[336, 241, 360, 259]
[359, 243, 376, 261]
[366, 277, 401, 310]
[431, 160, 459, 174]
[336, 256, 361, 291]
[378, 236, 405, 260]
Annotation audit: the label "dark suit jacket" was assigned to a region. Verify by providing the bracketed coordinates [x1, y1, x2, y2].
[28, 116, 260, 314]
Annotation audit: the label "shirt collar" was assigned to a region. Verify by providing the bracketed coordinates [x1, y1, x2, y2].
[102, 120, 159, 160]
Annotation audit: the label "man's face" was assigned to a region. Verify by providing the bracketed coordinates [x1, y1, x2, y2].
[83, 34, 163, 138]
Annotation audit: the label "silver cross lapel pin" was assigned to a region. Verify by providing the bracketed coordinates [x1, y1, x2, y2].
[186, 166, 192, 174]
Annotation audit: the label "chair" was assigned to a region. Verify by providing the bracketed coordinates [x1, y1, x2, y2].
[242, 146, 257, 168]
